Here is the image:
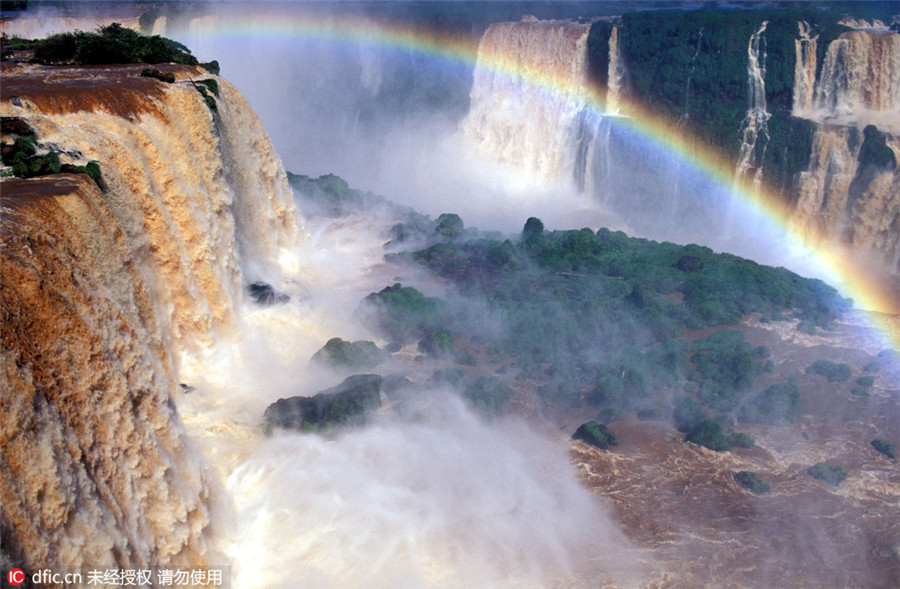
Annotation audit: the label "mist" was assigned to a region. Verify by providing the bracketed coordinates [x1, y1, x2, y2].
[3, 2, 897, 587]
[170, 205, 642, 587]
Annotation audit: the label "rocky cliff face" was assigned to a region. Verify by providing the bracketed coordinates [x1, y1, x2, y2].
[0, 63, 303, 575]
[580, 11, 900, 271]
[792, 27, 900, 269]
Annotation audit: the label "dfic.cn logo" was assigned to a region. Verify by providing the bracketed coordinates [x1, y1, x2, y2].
[7, 568, 25, 586]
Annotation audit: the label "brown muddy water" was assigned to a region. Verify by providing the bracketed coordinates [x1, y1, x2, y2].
[567, 313, 899, 588]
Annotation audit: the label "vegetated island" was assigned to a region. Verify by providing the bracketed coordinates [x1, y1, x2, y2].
[274, 172, 862, 459]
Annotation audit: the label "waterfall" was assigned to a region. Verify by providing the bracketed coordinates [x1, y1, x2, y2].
[606, 24, 625, 114]
[811, 29, 900, 131]
[734, 21, 771, 190]
[677, 27, 704, 130]
[1, 65, 305, 572]
[793, 126, 900, 269]
[792, 27, 900, 269]
[462, 17, 592, 187]
[792, 21, 818, 117]
[1, 174, 216, 572]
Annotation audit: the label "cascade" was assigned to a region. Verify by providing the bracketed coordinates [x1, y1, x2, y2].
[792, 21, 818, 117]
[677, 27, 704, 130]
[0, 64, 304, 572]
[734, 21, 771, 191]
[1, 175, 213, 573]
[793, 126, 900, 269]
[462, 17, 592, 187]
[792, 27, 900, 269]
[606, 24, 625, 114]
[811, 29, 900, 131]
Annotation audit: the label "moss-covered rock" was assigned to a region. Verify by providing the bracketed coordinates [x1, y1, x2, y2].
[806, 462, 848, 487]
[734, 471, 770, 494]
[263, 374, 383, 433]
[311, 338, 388, 370]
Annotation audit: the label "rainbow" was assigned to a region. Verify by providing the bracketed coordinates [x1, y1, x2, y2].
[180, 8, 899, 352]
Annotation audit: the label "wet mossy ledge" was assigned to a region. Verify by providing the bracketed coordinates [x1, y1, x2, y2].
[0, 117, 102, 185]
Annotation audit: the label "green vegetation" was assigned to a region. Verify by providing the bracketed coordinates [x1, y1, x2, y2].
[193, 80, 218, 112]
[849, 125, 897, 200]
[31, 23, 198, 66]
[384, 216, 843, 427]
[727, 431, 756, 449]
[806, 360, 852, 383]
[737, 381, 801, 426]
[863, 360, 880, 373]
[463, 376, 514, 418]
[806, 462, 848, 487]
[311, 338, 388, 371]
[870, 439, 895, 460]
[685, 418, 730, 452]
[418, 329, 454, 358]
[855, 375, 875, 388]
[263, 374, 383, 433]
[0, 119, 102, 186]
[140, 67, 175, 83]
[682, 417, 755, 452]
[287, 172, 387, 217]
[572, 421, 618, 450]
[734, 471, 771, 494]
[586, 7, 848, 193]
[857, 125, 897, 170]
[360, 283, 447, 345]
[198, 78, 219, 96]
[356, 212, 850, 441]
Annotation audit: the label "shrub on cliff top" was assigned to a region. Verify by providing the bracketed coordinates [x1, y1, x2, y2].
[33, 23, 199, 66]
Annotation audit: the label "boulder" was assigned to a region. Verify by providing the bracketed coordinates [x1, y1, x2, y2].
[263, 374, 383, 433]
[248, 281, 290, 306]
[572, 421, 618, 450]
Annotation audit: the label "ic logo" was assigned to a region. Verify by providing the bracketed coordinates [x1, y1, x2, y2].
[7, 568, 25, 586]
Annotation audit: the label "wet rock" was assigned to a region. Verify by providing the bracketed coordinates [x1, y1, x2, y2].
[311, 337, 388, 370]
[263, 374, 383, 433]
[572, 420, 618, 450]
[248, 281, 289, 306]
[140, 68, 175, 83]
[1, 116, 34, 135]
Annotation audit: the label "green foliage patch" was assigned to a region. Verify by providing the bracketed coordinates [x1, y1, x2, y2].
[418, 329, 454, 358]
[585, 7, 848, 193]
[737, 381, 801, 426]
[1, 121, 102, 186]
[572, 420, 618, 450]
[388, 216, 843, 425]
[806, 360, 852, 382]
[369, 214, 848, 441]
[287, 172, 387, 217]
[463, 376, 515, 418]
[311, 338, 388, 371]
[871, 439, 895, 460]
[360, 283, 448, 345]
[32, 23, 199, 66]
[806, 462, 848, 487]
[734, 471, 771, 494]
